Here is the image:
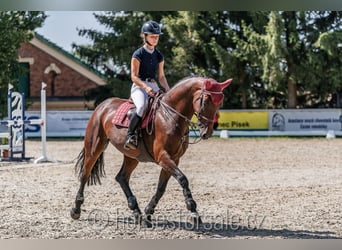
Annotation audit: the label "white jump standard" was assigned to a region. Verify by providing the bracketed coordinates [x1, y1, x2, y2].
[0, 82, 51, 162]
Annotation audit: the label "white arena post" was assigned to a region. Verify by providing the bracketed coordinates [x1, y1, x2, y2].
[34, 82, 54, 163]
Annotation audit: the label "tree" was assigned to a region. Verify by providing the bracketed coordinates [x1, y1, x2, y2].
[73, 11, 178, 106]
[0, 11, 46, 118]
[209, 11, 269, 108]
[253, 11, 341, 108]
[74, 11, 341, 109]
[315, 29, 342, 107]
[164, 11, 226, 78]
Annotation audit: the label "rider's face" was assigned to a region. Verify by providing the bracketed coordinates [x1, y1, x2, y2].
[146, 34, 159, 46]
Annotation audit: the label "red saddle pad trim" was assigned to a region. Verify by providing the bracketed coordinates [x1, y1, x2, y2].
[112, 101, 150, 129]
[112, 101, 133, 127]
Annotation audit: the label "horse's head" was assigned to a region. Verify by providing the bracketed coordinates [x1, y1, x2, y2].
[194, 78, 232, 139]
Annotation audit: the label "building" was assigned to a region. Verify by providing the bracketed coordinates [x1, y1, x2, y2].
[17, 33, 107, 110]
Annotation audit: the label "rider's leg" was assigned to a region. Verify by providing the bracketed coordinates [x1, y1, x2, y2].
[124, 112, 142, 149]
[124, 85, 147, 150]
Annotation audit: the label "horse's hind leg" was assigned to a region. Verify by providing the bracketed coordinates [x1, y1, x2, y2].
[144, 168, 171, 227]
[70, 136, 108, 220]
[115, 156, 142, 223]
[70, 156, 88, 220]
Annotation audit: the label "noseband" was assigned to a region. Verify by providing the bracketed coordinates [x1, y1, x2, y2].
[194, 83, 223, 128]
[195, 94, 214, 127]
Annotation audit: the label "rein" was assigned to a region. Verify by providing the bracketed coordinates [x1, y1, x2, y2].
[158, 99, 197, 127]
[158, 99, 203, 144]
[146, 80, 223, 144]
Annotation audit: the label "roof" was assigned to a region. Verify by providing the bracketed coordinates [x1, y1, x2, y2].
[30, 32, 107, 86]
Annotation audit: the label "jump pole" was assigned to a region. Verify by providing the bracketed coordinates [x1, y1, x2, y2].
[34, 82, 54, 163]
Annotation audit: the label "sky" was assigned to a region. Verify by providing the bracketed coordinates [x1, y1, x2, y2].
[35, 11, 108, 52]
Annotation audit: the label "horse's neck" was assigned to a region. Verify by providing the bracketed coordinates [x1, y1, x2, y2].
[163, 84, 196, 118]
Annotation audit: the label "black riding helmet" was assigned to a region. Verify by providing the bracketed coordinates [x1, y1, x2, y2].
[141, 20, 163, 35]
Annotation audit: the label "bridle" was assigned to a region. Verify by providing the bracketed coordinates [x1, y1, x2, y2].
[158, 81, 222, 143]
[194, 82, 224, 126]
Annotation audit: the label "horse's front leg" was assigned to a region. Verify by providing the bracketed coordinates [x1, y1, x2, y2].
[144, 168, 171, 227]
[173, 167, 202, 226]
[158, 152, 202, 227]
[115, 156, 142, 224]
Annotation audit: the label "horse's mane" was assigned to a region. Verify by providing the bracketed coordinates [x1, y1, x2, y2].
[170, 75, 207, 90]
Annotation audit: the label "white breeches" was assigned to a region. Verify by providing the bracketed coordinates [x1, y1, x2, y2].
[130, 81, 160, 117]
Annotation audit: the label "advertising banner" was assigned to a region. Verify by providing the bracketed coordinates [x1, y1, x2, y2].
[269, 109, 342, 132]
[22, 109, 342, 138]
[25, 110, 93, 137]
[217, 110, 269, 130]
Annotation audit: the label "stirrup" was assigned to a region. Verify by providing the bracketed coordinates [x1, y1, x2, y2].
[124, 134, 138, 150]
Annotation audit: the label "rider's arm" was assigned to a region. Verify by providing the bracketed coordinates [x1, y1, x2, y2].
[131, 57, 155, 96]
[157, 61, 170, 92]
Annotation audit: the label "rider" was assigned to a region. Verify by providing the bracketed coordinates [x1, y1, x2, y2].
[124, 20, 170, 150]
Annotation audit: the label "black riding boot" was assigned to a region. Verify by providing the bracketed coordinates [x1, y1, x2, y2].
[124, 112, 142, 150]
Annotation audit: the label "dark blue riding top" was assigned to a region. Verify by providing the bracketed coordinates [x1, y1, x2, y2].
[132, 46, 164, 81]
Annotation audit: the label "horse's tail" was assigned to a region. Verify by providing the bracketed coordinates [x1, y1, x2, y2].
[75, 148, 106, 186]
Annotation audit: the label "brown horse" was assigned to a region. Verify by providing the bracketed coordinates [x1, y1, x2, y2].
[70, 76, 232, 226]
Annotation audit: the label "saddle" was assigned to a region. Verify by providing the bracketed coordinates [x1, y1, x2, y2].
[112, 96, 160, 130]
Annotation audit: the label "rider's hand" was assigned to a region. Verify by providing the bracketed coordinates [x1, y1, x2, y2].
[145, 86, 156, 96]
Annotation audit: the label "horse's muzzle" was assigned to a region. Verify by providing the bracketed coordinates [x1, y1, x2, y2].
[200, 126, 212, 140]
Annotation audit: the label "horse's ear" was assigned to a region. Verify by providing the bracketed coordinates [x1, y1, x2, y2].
[205, 79, 212, 90]
[220, 78, 233, 90]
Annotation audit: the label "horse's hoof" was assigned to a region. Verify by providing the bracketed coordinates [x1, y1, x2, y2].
[133, 212, 143, 225]
[144, 215, 153, 228]
[70, 208, 81, 220]
[190, 213, 202, 229]
[144, 219, 153, 228]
